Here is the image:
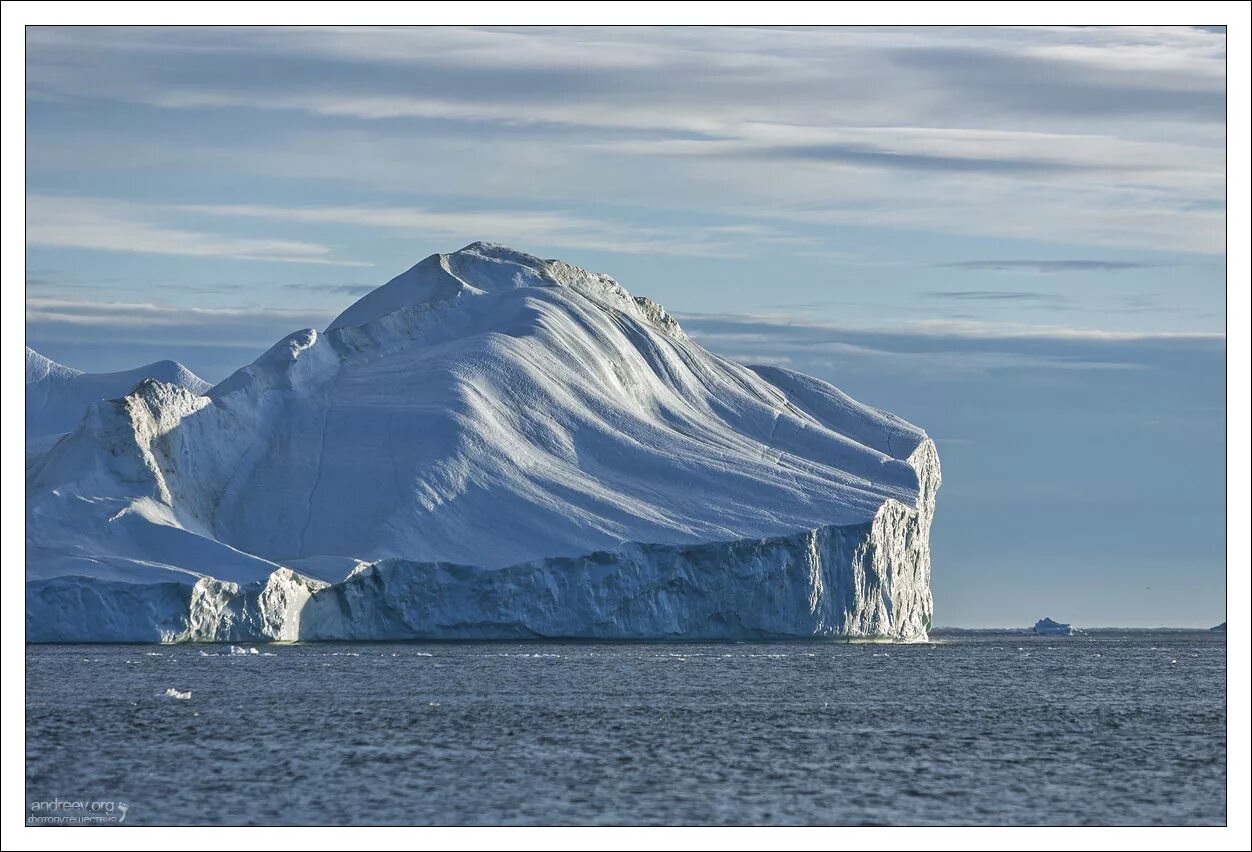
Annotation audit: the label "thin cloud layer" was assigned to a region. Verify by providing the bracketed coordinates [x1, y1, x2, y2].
[25, 25, 1224, 257]
[940, 260, 1163, 273]
[26, 195, 371, 267]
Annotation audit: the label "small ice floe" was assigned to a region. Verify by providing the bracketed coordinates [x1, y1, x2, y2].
[200, 645, 260, 656]
[198, 645, 270, 657]
[161, 688, 192, 700]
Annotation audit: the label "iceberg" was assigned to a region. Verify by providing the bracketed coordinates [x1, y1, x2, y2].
[1033, 618, 1084, 636]
[25, 243, 941, 643]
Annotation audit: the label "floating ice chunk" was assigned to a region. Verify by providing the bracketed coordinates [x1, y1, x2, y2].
[1032, 618, 1084, 636]
[161, 688, 191, 700]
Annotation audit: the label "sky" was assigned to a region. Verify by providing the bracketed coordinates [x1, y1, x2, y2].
[24, 26, 1227, 627]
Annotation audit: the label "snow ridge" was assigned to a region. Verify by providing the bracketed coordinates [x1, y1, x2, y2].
[25, 347, 209, 456]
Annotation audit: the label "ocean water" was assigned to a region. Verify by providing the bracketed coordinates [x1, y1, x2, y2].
[25, 632, 1225, 826]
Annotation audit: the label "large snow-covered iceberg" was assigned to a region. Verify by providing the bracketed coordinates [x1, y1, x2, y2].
[25, 243, 941, 643]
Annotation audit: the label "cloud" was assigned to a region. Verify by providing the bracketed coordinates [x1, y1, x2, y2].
[25, 26, 1226, 128]
[26, 195, 370, 267]
[922, 290, 1072, 312]
[676, 311, 1225, 379]
[735, 143, 1098, 176]
[25, 297, 326, 329]
[926, 290, 1065, 302]
[176, 201, 811, 258]
[680, 311, 1225, 344]
[889, 43, 1224, 121]
[281, 282, 376, 296]
[894, 318, 1224, 341]
[939, 260, 1162, 273]
[23, 25, 1225, 256]
[24, 297, 337, 377]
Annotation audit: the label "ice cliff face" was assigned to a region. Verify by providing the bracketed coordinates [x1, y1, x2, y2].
[25, 242, 941, 643]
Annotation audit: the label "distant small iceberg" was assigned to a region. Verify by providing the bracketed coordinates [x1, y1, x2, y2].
[161, 688, 192, 700]
[1033, 618, 1084, 636]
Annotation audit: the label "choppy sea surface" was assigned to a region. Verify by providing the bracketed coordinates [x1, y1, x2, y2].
[25, 632, 1225, 826]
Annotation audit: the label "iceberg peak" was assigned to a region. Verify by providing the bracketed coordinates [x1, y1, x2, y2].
[326, 242, 560, 332]
[324, 242, 686, 341]
[26, 346, 82, 384]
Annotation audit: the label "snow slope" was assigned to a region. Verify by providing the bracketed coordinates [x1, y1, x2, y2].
[25, 347, 209, 455]
[25, 243, 940, 642]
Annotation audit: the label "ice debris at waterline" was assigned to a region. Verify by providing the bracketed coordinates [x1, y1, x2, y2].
[25, 242, 940, 643]
[1033, 618, 1084, 636]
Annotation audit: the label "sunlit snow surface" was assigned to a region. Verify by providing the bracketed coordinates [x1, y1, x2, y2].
[26, 243, 940, 642]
